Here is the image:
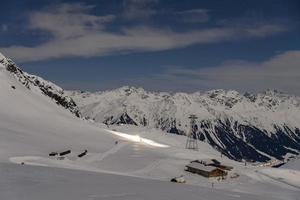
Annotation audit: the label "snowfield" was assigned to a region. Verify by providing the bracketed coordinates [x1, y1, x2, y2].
[282, 156, 300, 170]
[0, 52, 300, 200]
[1, 163, 282, 200]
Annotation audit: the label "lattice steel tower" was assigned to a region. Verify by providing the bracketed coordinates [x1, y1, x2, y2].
[185, 114, 198, 150]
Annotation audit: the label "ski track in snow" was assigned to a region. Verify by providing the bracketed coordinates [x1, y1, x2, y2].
[87, 142, 128, 162]
[257, 168, 300, 190]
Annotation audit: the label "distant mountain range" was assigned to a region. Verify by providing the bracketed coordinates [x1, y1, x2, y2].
[67, 87, 300, 162]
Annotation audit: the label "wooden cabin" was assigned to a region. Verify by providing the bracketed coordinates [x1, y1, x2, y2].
[185, 162, 227, 178]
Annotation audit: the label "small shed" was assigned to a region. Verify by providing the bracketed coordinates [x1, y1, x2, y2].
[185, 162, 227, 178]
[170, 175, 186, 183]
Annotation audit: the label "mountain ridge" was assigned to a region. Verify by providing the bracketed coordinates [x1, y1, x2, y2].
[67, 86, 300, 162]
[0, 53, 81, 117]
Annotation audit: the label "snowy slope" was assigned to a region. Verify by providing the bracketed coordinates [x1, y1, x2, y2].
[0, 55, 116, 162]
[0, 52, 300, 200]
[282, 155, 300, 170]
[68, 86, 300, 162]
[2, 163, 294, 200]
[0, 53, 80, 117]
[0, 52, 175, 177]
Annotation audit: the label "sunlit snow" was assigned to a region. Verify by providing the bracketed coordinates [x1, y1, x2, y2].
[105, 129, 170, 148]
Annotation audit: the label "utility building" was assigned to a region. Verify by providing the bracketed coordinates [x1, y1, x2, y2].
[185, 161, 227, 178]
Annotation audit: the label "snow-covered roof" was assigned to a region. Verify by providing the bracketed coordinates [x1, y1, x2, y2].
[186, 162, 217, 172]
[199, 159, 216, 165]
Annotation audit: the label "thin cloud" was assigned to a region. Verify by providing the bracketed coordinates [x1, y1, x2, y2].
[0, 3, 289, 62]
[157, 50, 300, 94]
[176, 9, 210, 23]
[122, 0, 158, 19]
[1, 24, 8, 32]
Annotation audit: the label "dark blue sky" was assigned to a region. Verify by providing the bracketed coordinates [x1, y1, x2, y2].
[0, 0, 299, 93]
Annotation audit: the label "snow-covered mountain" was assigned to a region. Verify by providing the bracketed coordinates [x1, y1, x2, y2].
[1, 50, 299, 163]
[68, 86, 300, 162]
[1, 52, 300, 200]
[0, 53, 80, 117]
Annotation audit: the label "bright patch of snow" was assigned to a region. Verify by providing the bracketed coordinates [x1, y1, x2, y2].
[105, 129, 170, 148]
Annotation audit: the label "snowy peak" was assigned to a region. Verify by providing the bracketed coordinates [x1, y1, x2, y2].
[0, 52, 8, 68]
[117, 86, 146, 95]
[0, 52, 81, 117]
